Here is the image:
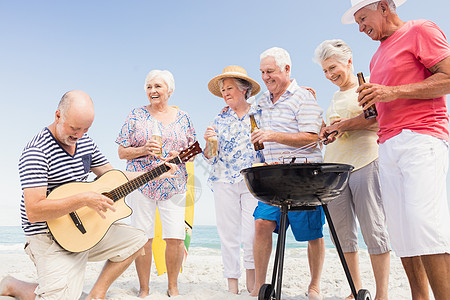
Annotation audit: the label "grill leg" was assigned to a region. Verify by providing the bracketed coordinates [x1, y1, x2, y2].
[270, 225, 281, 288]
[274, 205, 288, 300]
[322, 204, 358, 299]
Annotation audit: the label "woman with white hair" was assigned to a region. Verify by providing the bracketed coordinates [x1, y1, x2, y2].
[314, 39, 391, 300]
[203, 65, 263, 294]
[116, 69, 196, 297]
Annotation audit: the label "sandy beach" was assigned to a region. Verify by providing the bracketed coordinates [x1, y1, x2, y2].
[0, 247, 417, 300]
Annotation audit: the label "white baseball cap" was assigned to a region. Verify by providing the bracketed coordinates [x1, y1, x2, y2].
[341, 0, 407, 24]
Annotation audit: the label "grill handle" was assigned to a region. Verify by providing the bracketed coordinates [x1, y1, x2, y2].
[320, 164, 354, 173]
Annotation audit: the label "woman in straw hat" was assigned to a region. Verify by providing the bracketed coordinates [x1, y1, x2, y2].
[116, 69, 196, 297]
[203, 65, 263, 294]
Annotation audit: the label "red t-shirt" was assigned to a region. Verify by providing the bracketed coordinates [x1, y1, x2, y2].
[370, 20, 450, 143]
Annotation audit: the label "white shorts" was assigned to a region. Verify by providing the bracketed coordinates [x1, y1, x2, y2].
[379, 130, 450, 257]
[127, 190, 186, 240]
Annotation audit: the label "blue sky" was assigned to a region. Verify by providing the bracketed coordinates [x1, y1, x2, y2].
[1, 0, 449, 226]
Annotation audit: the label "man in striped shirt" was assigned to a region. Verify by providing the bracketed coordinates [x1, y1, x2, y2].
[1, 90, 176, 300]
[250, 47, 325, 300]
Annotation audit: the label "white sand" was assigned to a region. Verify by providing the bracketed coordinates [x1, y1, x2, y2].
[0, 247, 415, 300]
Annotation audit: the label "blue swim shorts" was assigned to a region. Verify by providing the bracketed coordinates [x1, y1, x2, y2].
[253, 201, 325, 242]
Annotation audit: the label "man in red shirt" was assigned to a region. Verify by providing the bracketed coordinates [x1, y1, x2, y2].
[342, 0, 450, 299]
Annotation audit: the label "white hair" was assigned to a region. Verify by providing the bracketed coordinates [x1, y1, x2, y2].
[218, 77, 253, 100]
[260, 47, 292, 74]
[144, 70, 175, 93]
[313, 39, 354, 72]
[365, 0, 396, 13]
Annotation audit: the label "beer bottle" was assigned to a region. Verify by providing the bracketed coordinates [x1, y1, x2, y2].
[250, 114, 264, 151]
[357, 72, 378, 119]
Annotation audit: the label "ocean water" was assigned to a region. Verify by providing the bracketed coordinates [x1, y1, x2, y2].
[0, 226, 26, 253]
[0, 225, 366, 253]
[190, 225, 366, 250]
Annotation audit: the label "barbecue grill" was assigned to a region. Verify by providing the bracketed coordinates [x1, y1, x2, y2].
[241, 162, 372, 300]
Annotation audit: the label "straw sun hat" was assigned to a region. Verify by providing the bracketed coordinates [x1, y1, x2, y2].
[208, 65, 261, 98]
[342, 0, 407, 24]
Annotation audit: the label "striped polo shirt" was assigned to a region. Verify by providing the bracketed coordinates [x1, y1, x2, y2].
[18, 128, 109, 236]
[257, 79, 323, 164]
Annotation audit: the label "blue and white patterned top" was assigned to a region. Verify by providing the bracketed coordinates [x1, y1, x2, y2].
[203, 104, 264, 190]
[257, 79, 323, 163]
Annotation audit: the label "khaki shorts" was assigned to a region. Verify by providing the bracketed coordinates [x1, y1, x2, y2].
[327, 159, 391, 255]
[25, 223, 146, 300]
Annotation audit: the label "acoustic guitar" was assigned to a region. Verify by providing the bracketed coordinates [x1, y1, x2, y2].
[46, 141, 202, 253]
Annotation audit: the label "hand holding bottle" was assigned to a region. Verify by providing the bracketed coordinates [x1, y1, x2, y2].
[250, 114, 264, 151]
[357, 72, 378, 119]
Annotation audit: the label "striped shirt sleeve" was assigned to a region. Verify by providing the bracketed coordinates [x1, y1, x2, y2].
[19, 147, 49, 190]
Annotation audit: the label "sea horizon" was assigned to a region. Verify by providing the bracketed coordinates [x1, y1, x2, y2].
[0, 224, 366, 254]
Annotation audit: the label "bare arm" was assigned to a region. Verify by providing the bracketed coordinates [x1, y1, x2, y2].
[24, 185, 115, 223]
[118, 142, 161, 160]
[91, 163, 114, 177]
[25, 162, 117, 222]
[24, 159, 177, 223]
[251, 129, 318, 148]
[338, 114, 379, 132]
[358, 56, 450, 110]
[319, 114, 378, 143]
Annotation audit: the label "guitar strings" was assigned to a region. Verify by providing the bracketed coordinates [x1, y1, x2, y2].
[109, 156, 182, 201]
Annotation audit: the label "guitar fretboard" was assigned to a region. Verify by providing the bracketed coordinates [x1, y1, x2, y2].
[108, 156, 182, 201]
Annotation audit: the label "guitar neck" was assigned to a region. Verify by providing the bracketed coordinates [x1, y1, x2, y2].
[109, 156, 181, 201]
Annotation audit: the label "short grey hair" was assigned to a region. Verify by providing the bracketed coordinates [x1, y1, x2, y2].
[57, 90, 93, 122]
[144, 70, 175, 93]
[260, 47, 292, 75]
[365, 0, 396, 13]
[58, 92, 72, 117]
[313, 39, 354, 72]
[218, 77, 253, 100]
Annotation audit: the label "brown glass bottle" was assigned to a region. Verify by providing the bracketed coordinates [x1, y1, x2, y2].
[357, 72, 378, 119]
[250, 114, 264, 151]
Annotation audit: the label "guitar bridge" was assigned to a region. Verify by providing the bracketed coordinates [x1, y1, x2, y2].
[69, 212, 86, 234]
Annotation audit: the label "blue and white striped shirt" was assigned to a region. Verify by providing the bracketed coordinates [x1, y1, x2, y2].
[256, 79, 323, 163]
[18, 128, 109, 236]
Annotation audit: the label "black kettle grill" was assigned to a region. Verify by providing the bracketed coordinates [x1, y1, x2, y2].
[241, 163, 372, 300]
